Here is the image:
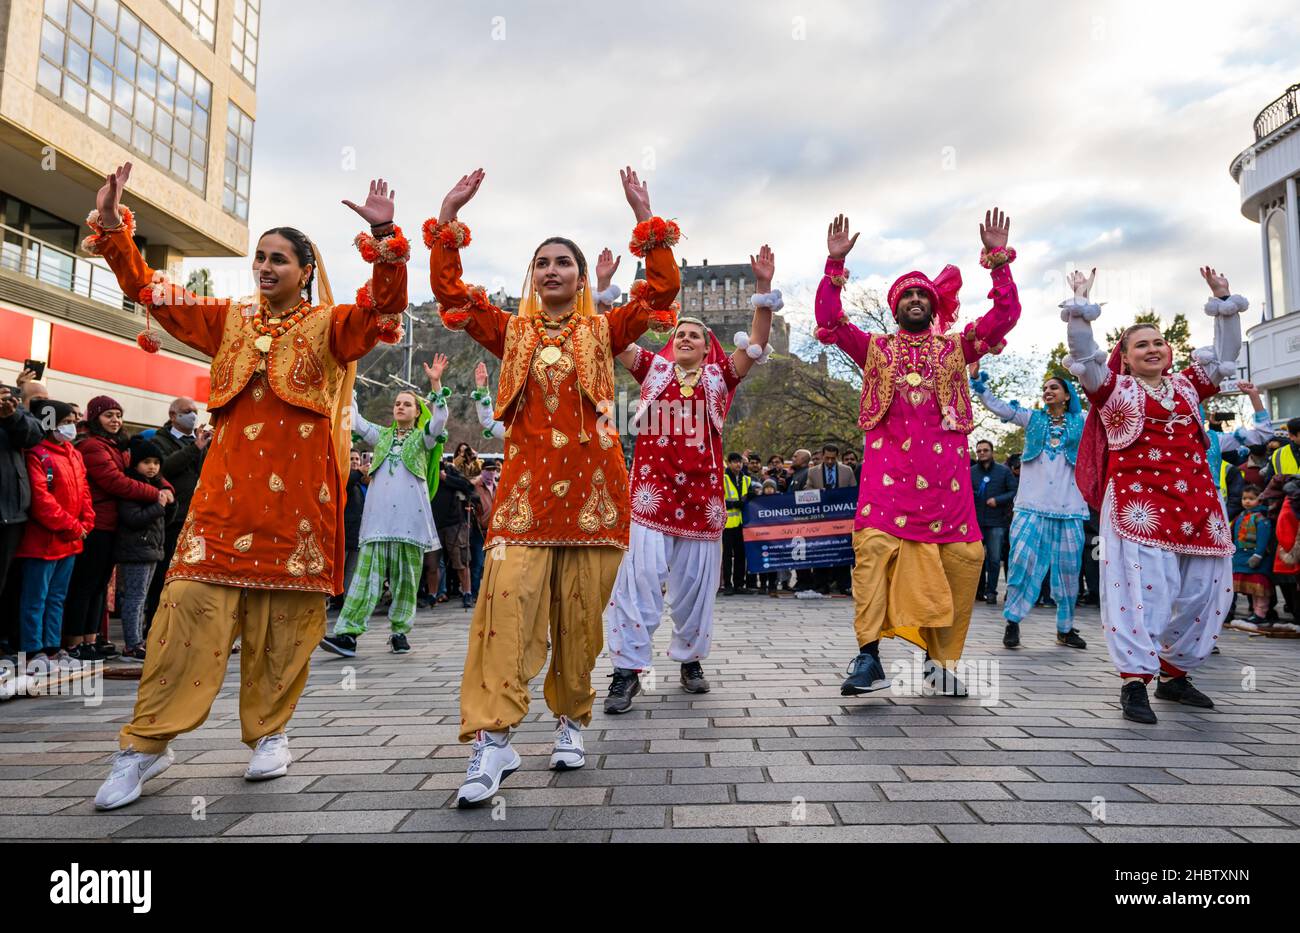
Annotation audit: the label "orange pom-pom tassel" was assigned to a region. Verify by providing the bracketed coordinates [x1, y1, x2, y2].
[137, 330, 162, 353]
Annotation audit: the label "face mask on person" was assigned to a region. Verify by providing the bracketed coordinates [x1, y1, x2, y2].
[175, 411, 198, 432]
[57, 424, 77, 441]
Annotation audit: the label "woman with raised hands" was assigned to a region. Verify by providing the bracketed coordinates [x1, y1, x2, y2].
[1063, 265, 1250, 724]
[426, 166, 680, 807]
[85, 162, 410, 809]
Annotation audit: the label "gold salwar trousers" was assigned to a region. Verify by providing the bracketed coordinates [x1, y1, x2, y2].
[850, 528, 983, 666]
[459, 545, 622, 743]
[118, 579, 326, 754]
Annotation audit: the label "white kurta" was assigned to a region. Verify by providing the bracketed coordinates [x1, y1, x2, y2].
[353, 404, 448, 552]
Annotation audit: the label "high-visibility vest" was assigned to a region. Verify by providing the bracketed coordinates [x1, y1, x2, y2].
[724, 472, 751, 529]
[1219, 459, 1230, 496]
[1271, 443, 1300, 477]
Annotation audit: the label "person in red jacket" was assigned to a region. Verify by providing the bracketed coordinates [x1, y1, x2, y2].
[17, 399, 95, 674]
[1273, 481, 1300, 624]
[62, 396, 172, 661]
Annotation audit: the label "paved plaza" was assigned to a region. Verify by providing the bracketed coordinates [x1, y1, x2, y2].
[2, 595, 1299, 842]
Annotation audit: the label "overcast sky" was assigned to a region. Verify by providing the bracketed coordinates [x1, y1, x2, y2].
[188, 0, 1300, 362]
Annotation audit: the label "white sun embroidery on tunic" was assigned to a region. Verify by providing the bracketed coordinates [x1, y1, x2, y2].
[705, 498, 727, 529]
[1207, 513, 1230, 544]
[1174, 479, 1188, 493]
[1128, 482, 1144, 493]
[1192, 453, 1202, 465]
[631, 483, 663, 516]
[674, 507, 686, 520]
[1102, 396, 1141, 436]
[639, 464, 651, 478]
[1119, 499, 1160, 536]
[656, 435, 670, 447]
[1146, 448, 1163, 462]
[1180, 521, 1194, 536]
[675, 472, 687, 485]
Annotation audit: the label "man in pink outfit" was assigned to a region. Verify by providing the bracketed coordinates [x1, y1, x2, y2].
[814, 209, 1020, 697]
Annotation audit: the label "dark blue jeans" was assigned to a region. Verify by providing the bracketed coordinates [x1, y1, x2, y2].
[977, 524, 1007, 598]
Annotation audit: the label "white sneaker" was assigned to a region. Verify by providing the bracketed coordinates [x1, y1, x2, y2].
[244, 733, 292, 781]
[94, 747, 175, 810]
[549, 716, 586, 771]
[456, 730, 520, 807]
[51, 649, 82, 671]
[25, 654, 53, 676]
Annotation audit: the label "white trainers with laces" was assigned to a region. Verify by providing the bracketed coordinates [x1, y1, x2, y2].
[549, 716, 586, 771]
[94, 747, 175, 810]
[456, 730, 520, 808]
[244, 732, 292, 781]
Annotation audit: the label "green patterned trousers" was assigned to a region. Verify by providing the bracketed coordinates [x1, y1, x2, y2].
[334, 540, 424, 636]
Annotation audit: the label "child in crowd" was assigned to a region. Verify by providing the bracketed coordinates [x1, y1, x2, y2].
[16, 399, 95, 674]
[759, 479, 780, 597]
[1230, 484, 1274, 629]
[113, 436, 176, 661]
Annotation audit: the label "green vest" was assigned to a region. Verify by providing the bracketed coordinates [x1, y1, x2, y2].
[368, 394, 447, 498]
[724, 472, 751, 529]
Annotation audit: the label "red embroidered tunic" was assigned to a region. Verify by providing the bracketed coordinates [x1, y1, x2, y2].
[626, 347, 740, 541]
[1087, 363, 1233, 557]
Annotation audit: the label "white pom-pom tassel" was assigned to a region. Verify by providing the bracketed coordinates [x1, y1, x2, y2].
[746, 343, 763, 360]
[595, 284, 622, 306]
[750, 289, 784, 312]
[1204, 294, 1248, 317]
[1058, 298, 1103, 322]
[734, 331, 751, 350]
[757, 344, 774, 364]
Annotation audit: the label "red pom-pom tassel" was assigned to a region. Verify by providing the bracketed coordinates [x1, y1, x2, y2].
[137, 330, 162, 353]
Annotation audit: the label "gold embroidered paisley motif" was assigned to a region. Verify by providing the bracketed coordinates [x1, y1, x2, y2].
[224, 474, 234, 491]
[288, 334, 326, 392]
[577, 468, 618, 533]
[916, 476, 929, 490]
[269, 473, 285, 492]
[286, 520, 326, 577]
[929, 520, 944, 533]
[901, 437, 912, 452]
[552, 429, 569, 448]
[551, 480, 571, 497]
[959, 523, 968, 535]
[252, 381, 266, 402]
[299, 423, 315, 439]
[243, 423, 265, 440]
[176, 516, 204, 564]
[951, 478, 961, 492]
[319, 483, 331, 503]
[861, 504, 872, 517]
[508, 445, 519, 459]
[211, 337, 245, 395]
[871, 438, 883, 450]
[233, 534, 253, 553]
[598, 431, 614, 450]
[492, 470, 535, 534]
[882, 474, 895, 486]
[894, 515, 907, 528]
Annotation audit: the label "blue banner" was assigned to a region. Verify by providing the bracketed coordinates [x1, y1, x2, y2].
[741, 486, 858, 572]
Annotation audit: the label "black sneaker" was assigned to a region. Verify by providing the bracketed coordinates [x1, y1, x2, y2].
[1154, 675, 1214, 709]
[70, 644, 99, 662]
[390, 633, 411, 654]
[1056, 628, 1087, 649]
[604, 668, 641, 714]
[1002, 622, 1020, 649]
[840, 651, 891, 696]
[984, 594, 998, 606]
[680, 661, 710, 694]
[921, 659, 968, 697]
[319, 633, 358, 658]
[721, 587, 736, 597]
[1120, 680, 1157, 724]
[94, 640, 119, 659]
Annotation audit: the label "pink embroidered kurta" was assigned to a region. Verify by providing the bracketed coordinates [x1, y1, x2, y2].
[815, 257, 1021, 544]
[626, 346, 740, 540]
[1086, 364, 1233, 557]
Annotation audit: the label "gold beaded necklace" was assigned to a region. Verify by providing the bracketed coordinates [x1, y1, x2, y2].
[252, 298, 311, 353]
[533, 309, 577, 367]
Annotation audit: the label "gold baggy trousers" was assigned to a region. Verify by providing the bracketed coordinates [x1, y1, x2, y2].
[459, 545, 622, 743]
[118, 579, 325, 754]
[850, 528, 984, 665]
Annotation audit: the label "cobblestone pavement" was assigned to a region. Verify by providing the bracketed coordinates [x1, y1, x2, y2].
[2, 594, 1299, 842]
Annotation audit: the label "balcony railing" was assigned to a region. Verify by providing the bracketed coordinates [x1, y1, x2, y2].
[1254, 83, 1300, 141]
[0, 222, 140, 313]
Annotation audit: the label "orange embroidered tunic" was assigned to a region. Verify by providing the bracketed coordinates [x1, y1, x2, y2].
[430, 224, 680, 549]
[96, 224, 408, 593]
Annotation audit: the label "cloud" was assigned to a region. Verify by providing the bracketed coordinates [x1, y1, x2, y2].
[186, 0, 1299, 363]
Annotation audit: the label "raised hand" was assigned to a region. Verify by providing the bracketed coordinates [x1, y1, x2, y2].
[1200, 266, 1230, 298]
[750, 244, 775, 289]
[620, 167, 652, 223]
[474, 361, 489, 389]
[827, 214, 860, 261]
[342, 179, 396, 229]
[439, 168, 485, 224]
[595, 248, 621, 291]
[968, 361, 980, 379]
[1067, 267, 1096, 299]
[423, 352, 449, 386]
[979, 208, 1010, 251]
[0, 387, 16, 420]
[95, 162, 133, 227]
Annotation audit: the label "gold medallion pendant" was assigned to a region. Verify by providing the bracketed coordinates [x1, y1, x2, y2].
[253, 335, 273, 353]
[904, 371, 923, 388]
[679, 385, 695, 397]
[539, 345, 562, 366]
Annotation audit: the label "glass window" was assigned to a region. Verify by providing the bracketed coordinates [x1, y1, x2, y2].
[38, 0, 212, 194]
[1267, 209, 1291, 317]
[231, 0, 261, 86]
[163, 0, 216, 48]
[222, 102, 255, 220]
